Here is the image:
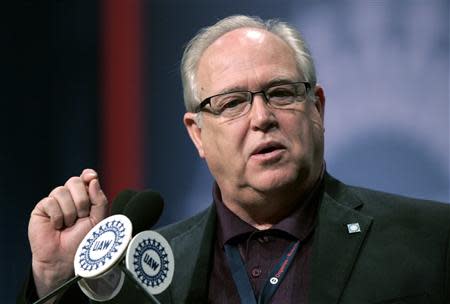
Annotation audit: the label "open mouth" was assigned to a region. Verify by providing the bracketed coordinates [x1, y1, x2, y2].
[252, 142, 286, 157]
[256, 146, 281, 154]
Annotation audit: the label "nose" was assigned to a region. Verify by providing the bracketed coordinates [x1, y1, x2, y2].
[249, 94, 278, 131]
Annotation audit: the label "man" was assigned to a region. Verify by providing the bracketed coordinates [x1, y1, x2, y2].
[20, 15, 450, 303]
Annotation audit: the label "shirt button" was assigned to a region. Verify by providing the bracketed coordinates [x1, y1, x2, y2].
[251, 267, 262, 278]
[258, 236, 270, 243]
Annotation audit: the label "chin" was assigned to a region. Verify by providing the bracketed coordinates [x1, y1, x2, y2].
[249, 169, 302, 193]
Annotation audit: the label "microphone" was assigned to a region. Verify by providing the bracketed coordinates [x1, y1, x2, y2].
[110, 189, 137, 215]
[76, 190, 165, 302]
[33, 189, 165, 304]
[119, 192, 174, 298]
[123, 190, 164, 235]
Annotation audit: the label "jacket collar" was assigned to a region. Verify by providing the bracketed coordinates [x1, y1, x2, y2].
[309, 173, 373, 303]
[158, 173, 373, 303]
[157, 206, 217, 303]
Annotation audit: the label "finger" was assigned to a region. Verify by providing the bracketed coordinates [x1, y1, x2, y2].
[81, 168, 98, 184]
[34, 196, 64, 230]
[49, 186, 77, 227]
[88, 179, 109, 223]
[65, 176, 90, 218]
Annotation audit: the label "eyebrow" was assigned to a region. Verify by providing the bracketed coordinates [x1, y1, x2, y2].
[216, 86, 247, 95]
[265, 77, 300, 88]
[215, 77, 299, 95]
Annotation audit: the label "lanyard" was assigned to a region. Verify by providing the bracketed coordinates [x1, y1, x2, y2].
[224, 240, 301, 304]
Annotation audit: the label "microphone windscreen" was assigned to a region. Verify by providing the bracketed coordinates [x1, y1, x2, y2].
[110, 189, 138, 215]
[123, 190, 164, 235]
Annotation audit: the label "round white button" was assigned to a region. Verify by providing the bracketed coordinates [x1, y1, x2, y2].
[74, 214, 133, 278]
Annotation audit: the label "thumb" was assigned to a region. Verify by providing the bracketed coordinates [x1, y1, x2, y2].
[88, 179, 109, 224]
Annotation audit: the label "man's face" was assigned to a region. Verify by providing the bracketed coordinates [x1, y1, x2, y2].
[184, 28, 325, 204]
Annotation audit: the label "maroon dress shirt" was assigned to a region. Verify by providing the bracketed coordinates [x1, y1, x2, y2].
[208, 179, 322, 304]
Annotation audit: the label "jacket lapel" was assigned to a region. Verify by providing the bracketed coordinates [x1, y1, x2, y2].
[163, 206, 216, 303]
[309, 178, 373, 303]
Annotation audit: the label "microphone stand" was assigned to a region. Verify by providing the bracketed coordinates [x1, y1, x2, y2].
[117, 262, 161, 304]
[34, 275, 82, 304]
[33, 262, 161, 304]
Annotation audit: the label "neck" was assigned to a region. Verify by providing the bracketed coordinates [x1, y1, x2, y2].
[220, 166, 324, 229]
[221, 182, 315, 230]
[252, 223, 273, 230]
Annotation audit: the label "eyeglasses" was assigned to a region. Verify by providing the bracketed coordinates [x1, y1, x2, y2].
[194, 81, 311, 119]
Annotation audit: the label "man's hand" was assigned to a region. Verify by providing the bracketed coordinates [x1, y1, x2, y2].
[28, 169, 109, 299]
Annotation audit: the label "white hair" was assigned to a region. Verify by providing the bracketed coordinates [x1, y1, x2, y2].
[181, 15, 317, 112]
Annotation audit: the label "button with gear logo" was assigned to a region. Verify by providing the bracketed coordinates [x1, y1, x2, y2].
[74, 214, 132, 278]
[126, 230, 175, 295]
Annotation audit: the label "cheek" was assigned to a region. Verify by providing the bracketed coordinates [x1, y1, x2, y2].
[200, 124, 248, 183]
[201, 122, 244, 161]
[283, 110, 323, 151]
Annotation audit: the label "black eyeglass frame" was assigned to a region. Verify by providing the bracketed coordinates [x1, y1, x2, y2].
[194, 81, 311, 114]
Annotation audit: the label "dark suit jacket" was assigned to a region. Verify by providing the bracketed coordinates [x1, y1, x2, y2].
[20, 175, 450, 303]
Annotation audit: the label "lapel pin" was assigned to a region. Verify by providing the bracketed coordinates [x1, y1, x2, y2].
[347, 223, 361, 234]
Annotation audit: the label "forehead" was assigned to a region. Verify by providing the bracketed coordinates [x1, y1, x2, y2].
[196, 28, 299, 98]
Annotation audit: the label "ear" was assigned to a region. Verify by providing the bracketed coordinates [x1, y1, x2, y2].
[183, 112, 205, 158]
[314, 84, 326, 121]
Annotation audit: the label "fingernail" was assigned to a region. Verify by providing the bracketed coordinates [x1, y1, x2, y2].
[93, 179, 102, 192]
